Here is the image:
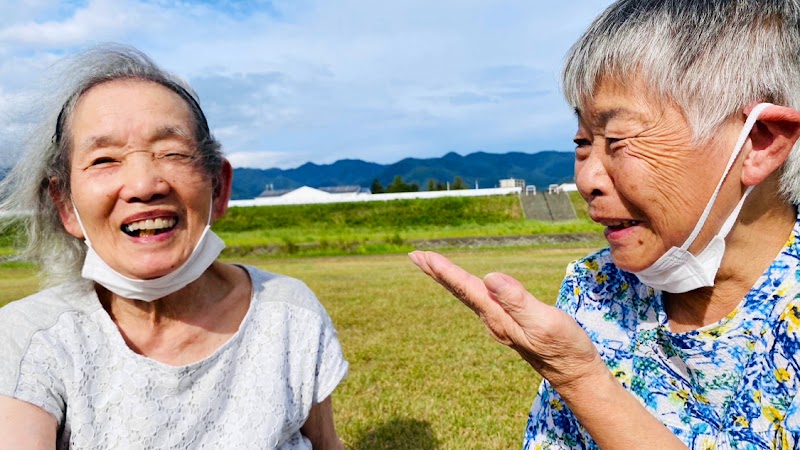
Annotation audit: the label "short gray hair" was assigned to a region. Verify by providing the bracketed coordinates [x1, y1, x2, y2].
[563, 0, 800, 203]
[0, 44, 224, 285]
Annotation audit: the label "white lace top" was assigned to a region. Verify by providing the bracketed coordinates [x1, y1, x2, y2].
[0, 266, 348, 449]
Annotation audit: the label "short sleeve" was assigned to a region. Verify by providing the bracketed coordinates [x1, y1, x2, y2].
[311, 308, 348, 404]
[247, 267, 350, 407]
[13, 335, 67, 423]
[0, 301, 67, 423]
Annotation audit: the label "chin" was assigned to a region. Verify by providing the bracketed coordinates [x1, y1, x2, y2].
[608, 248, 654, 274]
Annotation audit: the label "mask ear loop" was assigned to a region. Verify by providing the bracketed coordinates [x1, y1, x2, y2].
[70, 197, 93, 246]
[680, 102, 772, 251]
[207, 193, 214, 226]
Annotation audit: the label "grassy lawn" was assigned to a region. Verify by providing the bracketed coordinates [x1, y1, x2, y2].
[0, 246, 602, 449]
[214, 193, 602, 257]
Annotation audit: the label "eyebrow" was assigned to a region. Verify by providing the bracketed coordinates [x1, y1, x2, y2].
[575, 107, 637, 125]
[150, 125, 194, 143]
[77, 125, 195, 153]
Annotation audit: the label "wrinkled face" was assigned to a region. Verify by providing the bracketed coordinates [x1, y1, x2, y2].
[574, 77, 745, 272]
[60, 79, 215, 280]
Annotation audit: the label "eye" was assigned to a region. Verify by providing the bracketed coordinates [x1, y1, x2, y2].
[574, 138, 591, 147]
[90, 156, 117, 166]
[159, 152, 196, 161]
[606, 137, 626, 150]
[574, 138, 591, 160]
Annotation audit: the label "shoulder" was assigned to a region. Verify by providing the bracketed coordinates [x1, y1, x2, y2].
[558, 248, 654, 341]
[0, 281, 98, 339]
[243, 266, 329, 318]
[563, 247, 649, 300]
[566, 248, 617, 281]
[0, 281, 97, 401]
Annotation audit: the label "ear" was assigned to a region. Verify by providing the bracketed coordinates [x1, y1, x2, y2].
[48, 178, 84, 239]
[741, 104, 800, 186]
[212, 159, 233, 222]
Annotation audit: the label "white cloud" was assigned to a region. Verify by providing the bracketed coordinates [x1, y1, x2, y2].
[0, 0, 168, 48]
[0, 0, 615, 169]
[226, 150, 311, 169]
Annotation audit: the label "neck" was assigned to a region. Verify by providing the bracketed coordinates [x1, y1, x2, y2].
[664, 182, 795, 333]
[98, 262, 252, 365]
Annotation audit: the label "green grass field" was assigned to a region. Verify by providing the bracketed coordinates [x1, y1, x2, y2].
[215, 193, 602, 257]
[0, 246, 602, 449]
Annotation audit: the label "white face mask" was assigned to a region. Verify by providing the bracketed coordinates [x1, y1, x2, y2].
[73, 197, 225, 302]
[632, 103, 771, 293]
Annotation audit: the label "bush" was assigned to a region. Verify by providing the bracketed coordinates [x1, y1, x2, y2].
[215, 195, 523, 232]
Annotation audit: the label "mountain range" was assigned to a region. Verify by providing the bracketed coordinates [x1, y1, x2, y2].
[231, 150, 575, 200]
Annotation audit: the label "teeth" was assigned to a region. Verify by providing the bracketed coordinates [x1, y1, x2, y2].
[124, 217, 176, 234]
[606, 220, 639, 228]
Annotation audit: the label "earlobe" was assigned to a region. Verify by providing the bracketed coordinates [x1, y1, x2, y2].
[212, 159, 233, 221]
[48, 179, 84, 239]
[741, 104, 800, 186]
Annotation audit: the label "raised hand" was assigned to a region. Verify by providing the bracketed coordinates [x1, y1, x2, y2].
[409, 250, 689, 449]
[408, 250, 603, 390]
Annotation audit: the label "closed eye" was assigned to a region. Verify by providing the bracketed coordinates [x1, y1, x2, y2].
[574, 138, 591, 148]
[158, 151, 196, 160]
[574, 138, 591, 160]
[90, 157, 117, 166]
[606, 137, 627, 151]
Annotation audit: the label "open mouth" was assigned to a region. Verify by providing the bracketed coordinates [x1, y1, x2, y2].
[606, 220, 641, 230]
[122, 217, 177, 238]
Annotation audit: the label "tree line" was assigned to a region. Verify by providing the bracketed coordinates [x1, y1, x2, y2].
[370, 176, 470, 194]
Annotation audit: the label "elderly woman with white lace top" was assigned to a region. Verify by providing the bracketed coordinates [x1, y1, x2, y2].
[412, 0, 800, 448]
[0, 46, 347, 449]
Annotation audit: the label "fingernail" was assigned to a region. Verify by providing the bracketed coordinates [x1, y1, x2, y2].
[483, 272, 507, 295]
[408, 251, 421, 265]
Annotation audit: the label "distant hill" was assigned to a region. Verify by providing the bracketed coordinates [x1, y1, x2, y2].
[231, 150, 574, 200]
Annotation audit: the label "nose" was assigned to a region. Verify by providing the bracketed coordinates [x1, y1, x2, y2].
[119, 153, 170, 203]
[575, 144, 613, 202]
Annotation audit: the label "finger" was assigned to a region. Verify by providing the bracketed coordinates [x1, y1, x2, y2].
[408, 250, 438, 279]
[417, 251, 488, 306]
[483, 272, 581, 360]
[414, 251, 511, 319]
[410, 251, 524, 346]
[483, 272, 547, 319]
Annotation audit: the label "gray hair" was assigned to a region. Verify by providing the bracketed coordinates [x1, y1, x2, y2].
[0, 44, 224, 285]
[563, 0, 800, 203]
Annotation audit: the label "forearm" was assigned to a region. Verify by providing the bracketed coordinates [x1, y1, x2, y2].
[301, 396, 344, 450]
[555, 367, 687, 450]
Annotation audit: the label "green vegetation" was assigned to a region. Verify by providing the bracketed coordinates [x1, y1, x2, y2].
[385, 175, 420, 193]
[0, 247, 602, 449]
[568, 191, 591, 221]
[0, 195, 602, 259]
[216, 195, 602, 257]
[219, 195, 523, 231]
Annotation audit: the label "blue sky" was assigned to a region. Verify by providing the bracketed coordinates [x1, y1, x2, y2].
[0, 0, 613, 169]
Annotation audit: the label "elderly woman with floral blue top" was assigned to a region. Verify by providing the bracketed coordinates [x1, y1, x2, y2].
[411, 0, 800, 448]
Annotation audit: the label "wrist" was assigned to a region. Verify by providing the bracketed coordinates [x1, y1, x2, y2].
[549, 354, 618, 405]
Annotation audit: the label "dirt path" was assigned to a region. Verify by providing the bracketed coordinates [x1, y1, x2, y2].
[411, 232, 604, 249]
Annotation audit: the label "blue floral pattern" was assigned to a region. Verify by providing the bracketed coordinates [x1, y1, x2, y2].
[524, 216, 800, 449]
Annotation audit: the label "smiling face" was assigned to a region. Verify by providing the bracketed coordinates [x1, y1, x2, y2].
[574, 77, 746, 272]
[58, 79, 218, 280]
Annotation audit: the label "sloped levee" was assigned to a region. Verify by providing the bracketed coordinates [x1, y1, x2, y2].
[519, 192, 577, 221]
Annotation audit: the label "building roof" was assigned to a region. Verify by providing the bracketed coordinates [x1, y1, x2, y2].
[258, 185, 369, 198]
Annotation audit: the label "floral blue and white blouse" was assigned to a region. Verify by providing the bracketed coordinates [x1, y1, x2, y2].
[524, 215, 800, 449]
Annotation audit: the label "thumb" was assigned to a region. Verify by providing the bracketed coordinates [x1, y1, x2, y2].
[483, 272, 545, 326]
